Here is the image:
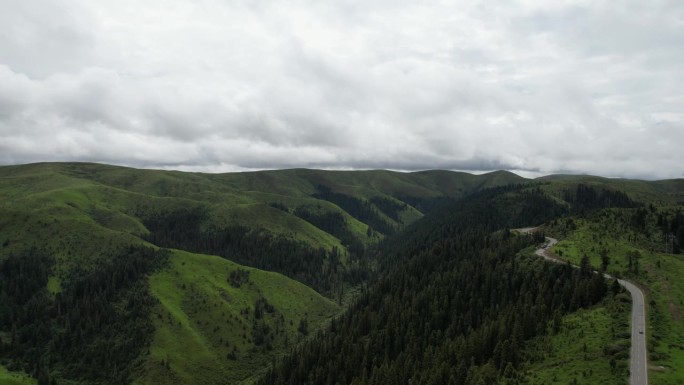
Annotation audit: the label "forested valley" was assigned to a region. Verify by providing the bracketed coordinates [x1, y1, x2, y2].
[257, 185, 612, 385]
[1, 163, 682, 385]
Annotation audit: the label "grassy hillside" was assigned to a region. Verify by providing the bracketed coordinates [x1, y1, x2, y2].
[539, 174, 684, 205]
[0, 163, 528, 246]
[517, 294, 631, 385]
[545, 207, 684, 384]
[0, 365, 36, 385]
[137, 249, 338, 385]
[0, 162, 527, 384]
[0, 164, 345, 384]
[0, 162, 534, 295]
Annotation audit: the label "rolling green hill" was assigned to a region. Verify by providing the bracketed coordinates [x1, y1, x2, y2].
[538, 174, 684, 205]
[0, 162, 528, 384]
[138, 249, 339, 385]
[1, 162, 683, 384]
[0, 162, 532, 277]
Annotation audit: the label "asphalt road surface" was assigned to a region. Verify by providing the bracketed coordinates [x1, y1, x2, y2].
[619, 278, 648, 385]
[518, 229, 648, 385]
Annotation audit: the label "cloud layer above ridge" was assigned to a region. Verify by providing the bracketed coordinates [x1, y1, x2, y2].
[1, 0, 683, 179]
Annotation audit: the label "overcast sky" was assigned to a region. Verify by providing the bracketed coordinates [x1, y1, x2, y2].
[1, 0, 682, 179]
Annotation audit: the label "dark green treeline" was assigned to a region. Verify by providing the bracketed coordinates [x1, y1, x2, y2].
[258, 186, 608, 385]
[0, 246, 168, 385]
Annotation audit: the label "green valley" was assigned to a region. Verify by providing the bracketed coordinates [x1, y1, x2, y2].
[0, 162, 683, 384]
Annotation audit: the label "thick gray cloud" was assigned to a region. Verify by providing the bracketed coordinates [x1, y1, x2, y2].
[0, 0, 682, 179]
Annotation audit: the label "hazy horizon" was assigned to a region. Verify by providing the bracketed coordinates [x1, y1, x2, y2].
[7, 160, 684, 182]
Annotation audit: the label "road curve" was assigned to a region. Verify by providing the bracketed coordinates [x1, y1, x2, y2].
[522, 231, 648, 385]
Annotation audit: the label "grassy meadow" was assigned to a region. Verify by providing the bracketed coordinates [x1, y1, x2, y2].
[518, 294, 631, 385]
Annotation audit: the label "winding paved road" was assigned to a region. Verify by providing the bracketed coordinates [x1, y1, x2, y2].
[519, 230, 648, 385]
[619, 278, 648, 385]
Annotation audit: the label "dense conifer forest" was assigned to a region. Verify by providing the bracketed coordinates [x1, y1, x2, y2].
[0, 246, 169, 384]
[312, 185, 397, 236]
[141, 206, 370, 295]
[257, 186, 609, 385]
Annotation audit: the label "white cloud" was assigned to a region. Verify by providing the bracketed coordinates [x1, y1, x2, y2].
[0, 0, 682, 179]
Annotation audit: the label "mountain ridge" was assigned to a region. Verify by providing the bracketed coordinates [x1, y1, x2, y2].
[1, 162, 683, 384]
